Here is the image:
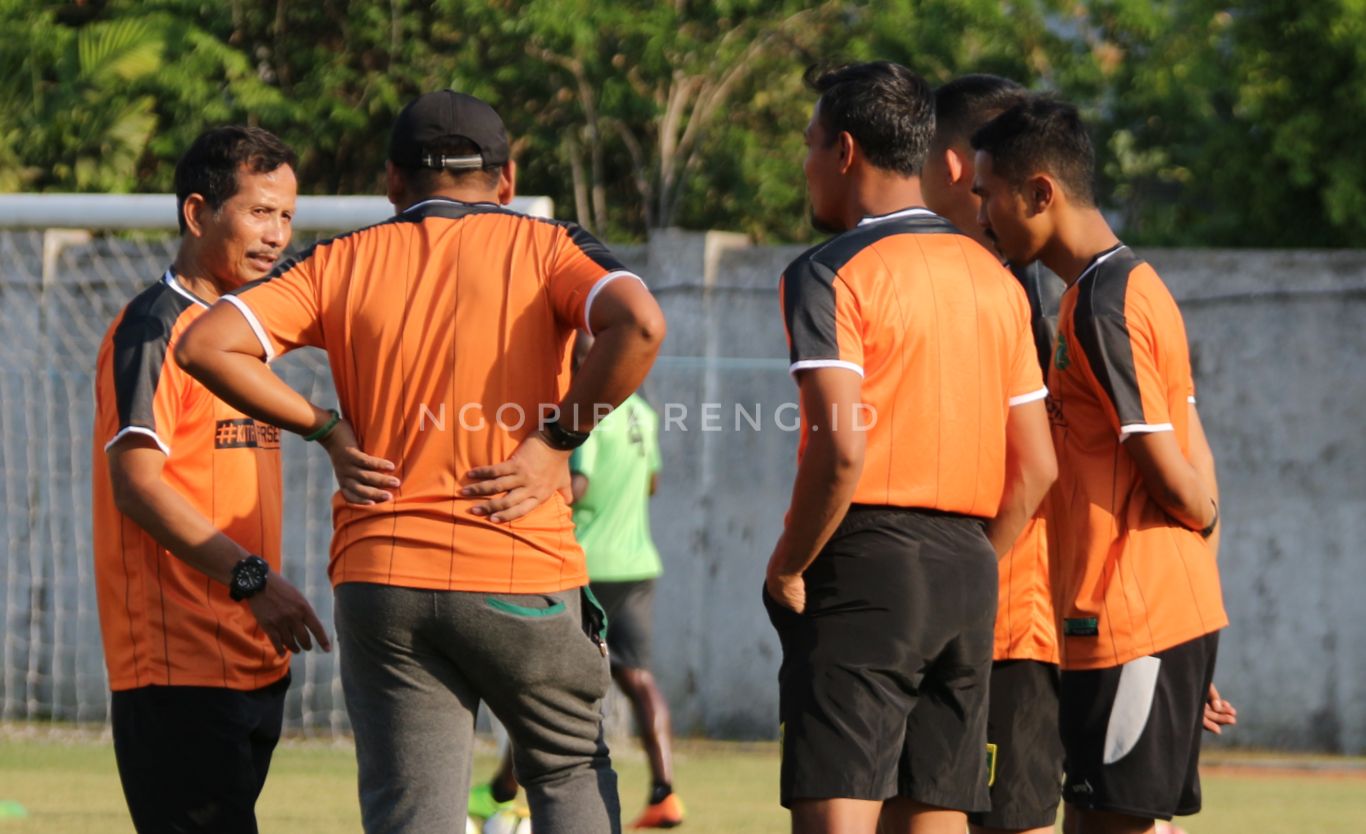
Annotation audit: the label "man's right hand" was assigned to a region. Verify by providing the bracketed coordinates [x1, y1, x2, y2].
[319, 418, 399, 505]
[247, 573, 332, 656]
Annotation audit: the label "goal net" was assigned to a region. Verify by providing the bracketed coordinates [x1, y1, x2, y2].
[0, 195, 550, 736]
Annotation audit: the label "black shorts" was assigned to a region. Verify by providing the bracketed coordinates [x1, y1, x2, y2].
[111, 674, 289, 834]
[589, 578, 656, 670]
[1060, 631, 1220, 820]
[763, 505, 997, 812]
[968, 659, 1064, 830]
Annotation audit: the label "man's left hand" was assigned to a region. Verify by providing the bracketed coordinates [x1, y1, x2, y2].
[765, 571, 806, 615]
[1203, 682, 1237, 734]
[463, 433, 573, 523]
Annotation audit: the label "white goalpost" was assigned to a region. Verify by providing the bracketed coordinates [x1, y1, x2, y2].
[0, 193, 551, 735]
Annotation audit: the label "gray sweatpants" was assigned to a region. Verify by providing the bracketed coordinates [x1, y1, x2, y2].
[335, 582, 620, 834]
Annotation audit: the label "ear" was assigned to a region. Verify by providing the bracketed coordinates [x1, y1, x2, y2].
[1026, 174, 1056, 215]
[943, 147, 966, 186]
[837, 130, 857, 175]
[385, 161, 404, 208]
[182, 194, 209, 238]
[497, 159, 517, 205]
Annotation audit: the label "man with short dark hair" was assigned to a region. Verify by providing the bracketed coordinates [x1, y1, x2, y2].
[176, 90, 666, 834]
[972, 98, 1235, 834]
[764, 62, 1057, 834]
[924, 75, 1066, 834]
[92, 125, 336, 833]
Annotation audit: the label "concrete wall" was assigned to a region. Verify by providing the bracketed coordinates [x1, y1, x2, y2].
[1, 229, 1363, 752]
[636, 234, 1366, 753]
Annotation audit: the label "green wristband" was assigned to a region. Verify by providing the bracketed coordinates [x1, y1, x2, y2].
[303, 408, 341, 442]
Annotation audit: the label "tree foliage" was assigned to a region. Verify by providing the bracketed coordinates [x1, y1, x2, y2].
[1, 0, 1361, 246]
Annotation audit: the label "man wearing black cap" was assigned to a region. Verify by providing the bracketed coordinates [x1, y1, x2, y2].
[177, 90, 667, 834]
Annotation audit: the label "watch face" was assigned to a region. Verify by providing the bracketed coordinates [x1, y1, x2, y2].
[231, 557, 268, 600]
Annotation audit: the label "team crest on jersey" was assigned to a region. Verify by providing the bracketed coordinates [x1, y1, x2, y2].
[214, 419, 281, 450]
[1054, 337, 1071, 370]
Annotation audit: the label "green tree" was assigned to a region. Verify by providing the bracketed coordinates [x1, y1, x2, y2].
[0, 4, 164, 191]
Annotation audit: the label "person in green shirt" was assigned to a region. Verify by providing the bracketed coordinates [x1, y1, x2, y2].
[470, 337, 683, 830]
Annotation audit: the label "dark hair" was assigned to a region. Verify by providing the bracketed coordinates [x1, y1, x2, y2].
[932, 74, 1029, 153]
[173, 126, 297, 234]
[970, 97, 1096, 207]
[396, 137, 503, 195]
[804, 61, 935, 177]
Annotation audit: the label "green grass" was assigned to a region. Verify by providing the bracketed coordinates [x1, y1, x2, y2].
[2, 726, 1364, 833]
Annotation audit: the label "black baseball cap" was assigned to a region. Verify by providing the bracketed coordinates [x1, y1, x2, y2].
[389, 90, 510, 170]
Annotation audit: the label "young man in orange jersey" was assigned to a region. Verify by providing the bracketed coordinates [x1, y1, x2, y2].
[176, 91, 666, 833]
[972, 98, 1237, 834]
[764, 62, 1057, 834]
[92, 126, 348, 833]
[923, 74, 1066, 834]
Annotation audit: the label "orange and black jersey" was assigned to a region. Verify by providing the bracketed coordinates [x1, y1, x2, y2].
[228, 197, 646, 594]
[779, 207, 1046, 518]
[993, 261, 1066, 664]
[92, 270, 286, 692]
[1048, 244, 1227, 670]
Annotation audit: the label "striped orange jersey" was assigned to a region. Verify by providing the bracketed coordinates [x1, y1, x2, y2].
[993, 262, 1065, 663]
[228, 198, 645, 593]
[779, 208, 1047, 518]
[1048, 244, 1227, 670]
[92, 270, 287, 692]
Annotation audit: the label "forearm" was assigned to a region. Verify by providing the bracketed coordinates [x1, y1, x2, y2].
[176, 348, 330, 436]
[1188, 404, 1221, 552]
[987, 478, 1042, 556]
[1131, 443, 1214, 530]
[987, 400, 1056, 555]
[557, 323, 662, 431]
[115, 481, 249, 585]
[767, 433, 863, 578]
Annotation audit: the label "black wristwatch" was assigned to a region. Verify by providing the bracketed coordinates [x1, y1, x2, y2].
[229, 555, 270, 601]
[542, 418, 591, 451]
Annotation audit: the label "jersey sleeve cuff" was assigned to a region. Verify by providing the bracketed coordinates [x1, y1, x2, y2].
[221, 295, 277, 364]
[104, 425, 171, 457]
[583, 271, 647, 336]
[1119, 422, 1175, 438]
[1008, 386, 1049, 407]
[788, 359, 865, 378]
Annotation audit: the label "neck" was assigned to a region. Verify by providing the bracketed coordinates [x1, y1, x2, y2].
[842, 170, 926, 230]
[398, 187, 500, 213]
[170, 243, 228, 302]
[1039, 208, 1121, 285]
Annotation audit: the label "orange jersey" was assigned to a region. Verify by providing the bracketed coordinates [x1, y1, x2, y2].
[92, 271, 287, 692]
[779, 208, 1047, 517]
[229, 198, 644, 593]
[993, 262, 1066, 663]
[1048, 245, 1227, 670]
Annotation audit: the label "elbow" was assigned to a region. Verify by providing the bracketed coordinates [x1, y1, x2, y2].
[1035, 449, 1059, 491]
[633, 305, 667, 353]
[829, 436, 866, 481]
[172, 327, 207, 378]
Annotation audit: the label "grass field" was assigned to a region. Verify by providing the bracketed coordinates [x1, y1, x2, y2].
[2, 724, 1365, 833]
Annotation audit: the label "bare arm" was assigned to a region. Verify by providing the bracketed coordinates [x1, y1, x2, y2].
[571, 473, 590, 504]
[175, 306, 398, 504]
[986, 399, 1058, 555]
[764, 368, 867, 613]
[1186, 401, 1221, 554]
[1124, 428, 1218, 533]
[175, 303, 330, 435]
[107, 437, 330, 655]
[463, 278, 666, 521]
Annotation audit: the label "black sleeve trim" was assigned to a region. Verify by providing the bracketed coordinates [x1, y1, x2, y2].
[1074, 252, 1146, 425]
[111, 282, 194, 436]
[782, 255, 841, 365]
